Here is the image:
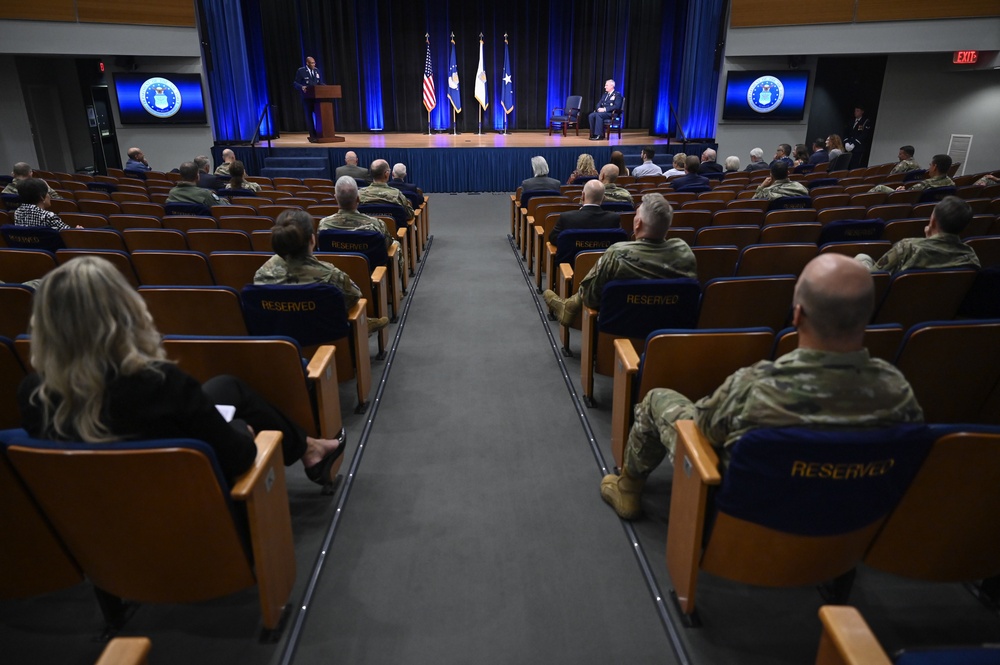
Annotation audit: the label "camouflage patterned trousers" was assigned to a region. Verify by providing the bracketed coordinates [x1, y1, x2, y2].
[624, 388, 695, 478]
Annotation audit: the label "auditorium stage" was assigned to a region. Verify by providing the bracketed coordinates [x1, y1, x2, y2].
[215, 131, 715, 194]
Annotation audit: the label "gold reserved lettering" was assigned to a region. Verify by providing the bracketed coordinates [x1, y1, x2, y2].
[329, 241, 368, 250]
[260, 300, 317, 312]
[575, 240, 613, 248]
[625, 294, 681, 305]
[790, 459, 895, 479]
[10, 235, 39, 244]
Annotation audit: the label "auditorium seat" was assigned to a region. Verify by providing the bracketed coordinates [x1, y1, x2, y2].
[764, 208, 817, 226]
[131, 250, 214, 286]
[697, 275, 796, 330]
[866, 203, 912, 222]
[0, 428, 295, 632]
[110, 192, 150, 205]
[317, 252, 390, 359]
[139, 286, 248, 336]
[47, 199, 80, 214]
[207, 251, 269, 291]
[187, 229, 254, 254]
[967, 236, 1000, 268]
[773, 324, 904, 362]
[711, 208, 764, 227]
[554, 250, 604, 353]
[217, 215, 274, 233]
[873, 268, 978, 329]
[695, 225, 759, 249]
[55, 249, 139, 288]
[0, 248, 57, 283]
[161, 215, 218, 233]
[119, 202, 165, 219]
[881, 218, 926, 243]
[1, 224, 65, 251]
[317, 229, 402, 321]
[61, 212, 111, 229]
[78, 200, 121, 217]
[817, 206, 867, 225]
[0, 286, 34, 341]
[532, 207, 579, 292]
[759, 222, 822, 244]
[734, 243, 817, 277]
[122, 228, 188, 252]
[60, 228, 128, 252]
[691, 245, 740, 282]
[672, 209, 712, 231]
[211, 204, 256, 220]
[609, 328, 775, 469]
[543, 227, 627, 299]
[726, 198, 770, 212]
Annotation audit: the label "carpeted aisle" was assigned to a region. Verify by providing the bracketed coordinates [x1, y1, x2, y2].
[288, 193, 676, 663]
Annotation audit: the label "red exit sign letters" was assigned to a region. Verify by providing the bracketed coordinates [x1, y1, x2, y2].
[953, 51, 979, 64]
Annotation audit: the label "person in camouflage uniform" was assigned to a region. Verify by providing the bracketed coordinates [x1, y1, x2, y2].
[166, 162, 229, 207]
[888, 145, 920, 175]
[856, 196, 980, 274]
[358, 159, 414, 221]
[598, 164, 634, 206]
[319, 176, 403, 274]
[869, 153, 955, 194]
[254, 209, 388, 335]
[542, 192, 697, 326]
[214, 149, 235, 175]
[751, 161, 810, 200]
[601, 253, 924, 520]
[3, 162, 62, 200]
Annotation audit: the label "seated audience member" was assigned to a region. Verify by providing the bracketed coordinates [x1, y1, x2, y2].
[663, 153, 687, 178]
[224, 161, 261, 192]
[125, 147, 152, 172]
[699, 149, 724, 175]
[320, 176, 403, 273]
[521, 156, 562, 191]
[793, 144, 810, 168]
[855, 196, 980, 274]
[542, 192, 697, 325]
[870, 154, 955, 194]
[359, 159, 414, 221]
[670, 156, 711, 192]
[255, 209, 388, 335]
[808, 138, 829, 165]
[18, 256, 348, 487]
[13, 178, 81, 229]
[548, 180, 621, 245]
[335, 151, 370, 181]
[215, 149, 236, 175]
[598, 164, 634, 205]
[889, 145, 920, 175]
[609, 151, 629, 177]
[744, 147, 769, 172]
[3, 162, 63, 199]
[167, 162, 229, 207]
[600, 253, 925, 519]
[770, 144, 794, 169]
[567, 153, 599, 184]
[194, 155, 225, 191]
[826, 135, 846, 162]
[723, 155, 741, 173]
[752, 161, 810, 200]
[974, 173, 999, 187]
[390, 163, 424, 196]
[631, 147, 663, 178]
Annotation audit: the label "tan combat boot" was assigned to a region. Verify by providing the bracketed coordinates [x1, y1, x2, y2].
[600, 467, 645, 520]
[542, 290, 581, 326]
[367, 317, 389, 336]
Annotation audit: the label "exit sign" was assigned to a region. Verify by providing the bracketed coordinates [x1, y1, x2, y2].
[953, 51, 979, 64]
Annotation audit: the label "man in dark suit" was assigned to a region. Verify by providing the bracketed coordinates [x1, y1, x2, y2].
[698, 149, 724, 175]
[294, 56, 323, 141]
[588, 79, 624, 140]
[808, 138, 829, 165]
[335, 151, 370, 182]
[549, 180, 621, 245]
[194, 155, 224, 191]
[670, 156, 711, 192]
[521, 156, 562, 191]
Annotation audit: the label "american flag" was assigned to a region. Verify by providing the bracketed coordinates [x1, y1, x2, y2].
[423, 38, 436, 112]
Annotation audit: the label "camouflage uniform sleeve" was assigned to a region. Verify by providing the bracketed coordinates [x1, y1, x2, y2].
[578, 250, 617, 309]
[855, 254, 876, 270]
[326, 268, 362, 310]
[872, 239, 914, 273]
[752, 183, 770, 200]
[397, 191, 414, 220]
[692, 366, 758, 448]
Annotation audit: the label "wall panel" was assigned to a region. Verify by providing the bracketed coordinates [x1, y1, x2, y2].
[730, 0, 855, 27]
[77, 0, 195, 27]
[0, 0, 76, 22]
[857, 0, 1000, 22]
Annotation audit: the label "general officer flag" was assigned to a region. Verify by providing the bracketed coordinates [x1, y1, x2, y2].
[447, 35, 461, 113]
[474, 37, 488, 111]
[422, 36, 436, 112]
[501, 35, 513, 115]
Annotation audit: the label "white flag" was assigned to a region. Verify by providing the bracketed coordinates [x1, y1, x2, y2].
[474, 38, 488, 111]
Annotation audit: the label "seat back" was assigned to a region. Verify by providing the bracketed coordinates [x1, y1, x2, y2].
[131, 250, 214, 286]
[565, 95, 582, 116]
[767, 196, 812, 211]
[864, 425, 1000, 581]
[598, 279, 700, 338]
[0, 338, 27, 429]
[139, 286, 248, 336]
[691, 245, 740, 282]
[773, 324, 904, 362]
[0, 285, 34, 340]
[873, 268, 978, 328]
[241, 283, 349, 348]
[55, 249, 139, 288]
[893, 319, 1000, 423]
[187, 229, 253, 254]
[316, 229, 388, 268]
[358, 202, 408, 228]
[164, 201, 212, 217]
[0, 431, 256, 603]
[0, 248, 57, 283]
[1, 225, 65, 252]
[816, 218, 885, 245]
[918, 186, 957, 203]
[123, 228, 188, 252]
[698, 276, 796, 330]
[696, 225, 759, 249]
[735, 243, 817, 277]
[554, 228, 628, 267]
[208, 251, 271, 290]
[59, 228, 128, 251]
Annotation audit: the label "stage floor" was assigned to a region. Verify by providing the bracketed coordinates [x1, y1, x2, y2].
[264, 129, 674, 150]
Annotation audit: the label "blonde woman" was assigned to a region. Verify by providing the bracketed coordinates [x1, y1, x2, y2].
[567, 153, 598, 184]
[663, 153, 687, 178]
[827, 135, 846, 162]
[18, 256, 346, 486]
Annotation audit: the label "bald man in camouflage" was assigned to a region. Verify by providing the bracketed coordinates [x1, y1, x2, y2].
[601, 253, 925, 520]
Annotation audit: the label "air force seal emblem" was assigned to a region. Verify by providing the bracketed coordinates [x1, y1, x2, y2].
[139, 77, 183, 119]
[746, 75, 784, 114]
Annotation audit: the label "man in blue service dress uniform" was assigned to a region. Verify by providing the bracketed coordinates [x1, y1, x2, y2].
[294, 56, 323, 142]
[588, 79, 623, 140]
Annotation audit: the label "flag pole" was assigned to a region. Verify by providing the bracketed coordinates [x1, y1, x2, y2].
[425, 33, 433, 135]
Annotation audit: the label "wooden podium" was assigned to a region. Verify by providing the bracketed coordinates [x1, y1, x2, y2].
[305, 85, 345, 143]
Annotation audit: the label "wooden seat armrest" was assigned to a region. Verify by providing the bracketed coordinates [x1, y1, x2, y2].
[611, 339, 640, 468]
[558, 263, 575, 298]
[230, 430, 283, 500]
[815, 606, 892, 665]
[370, 266, 387, 287]
[95, 637, 153, 665]
[543, 242, 557, 292]
[581, 306, 600, 400]
[305, 344, 342, 439]
[347, 298, 372, 411]
[674, 420, 722, 484]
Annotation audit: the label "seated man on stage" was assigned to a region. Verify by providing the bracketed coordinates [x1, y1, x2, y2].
[294, 56, 323, 142]
[600, 253, 925, 520]
[588, 79, 623, 141]
[359, 159, 414, 221]
[320, 176, 403, 274]
[542, 192, 697, 325]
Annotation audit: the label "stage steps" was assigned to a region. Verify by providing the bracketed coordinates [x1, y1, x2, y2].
[260, 155, 330, 180]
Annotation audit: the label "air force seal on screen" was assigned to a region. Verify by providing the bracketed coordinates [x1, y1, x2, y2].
[746, 75, 784, 114]
[139, 77, 183, 119]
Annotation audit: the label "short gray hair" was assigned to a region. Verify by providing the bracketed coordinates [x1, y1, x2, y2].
[194, 155, 210, 171]
[750, 147, 764, 161]
[639, 193, 673, 236]
[724, 155, 741, 171]
[335, 175, 359, 207]
[531, 156, 549, 177]
[392, 162, 407, 179]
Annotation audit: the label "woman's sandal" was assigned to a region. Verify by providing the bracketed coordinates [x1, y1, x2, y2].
[304, 428, 346, 485]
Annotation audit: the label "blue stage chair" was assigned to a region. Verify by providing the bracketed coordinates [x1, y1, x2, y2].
[548, 95, 582, 137]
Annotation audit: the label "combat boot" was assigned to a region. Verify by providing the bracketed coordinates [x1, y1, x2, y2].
[542, 290, 581, 326]
[600, 467, 645, 520]
[367, 317, 389, 336]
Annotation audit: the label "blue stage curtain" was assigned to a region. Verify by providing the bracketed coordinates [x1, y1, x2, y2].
[356, 2, 384, 131]
[674, 0, 725, 139]
[201, 0, 274, 142]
